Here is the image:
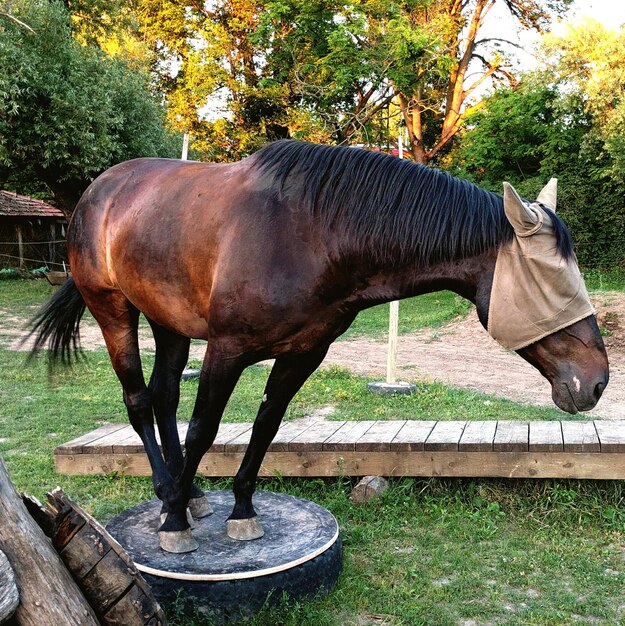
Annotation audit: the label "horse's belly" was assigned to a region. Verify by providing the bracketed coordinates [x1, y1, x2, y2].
[122, 283, 210, 339]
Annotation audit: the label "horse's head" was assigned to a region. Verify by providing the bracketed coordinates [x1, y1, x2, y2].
[478, 179, 609, 414]
[516, 316, 608, 414]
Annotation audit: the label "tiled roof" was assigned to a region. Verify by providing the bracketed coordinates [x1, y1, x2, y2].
[0, 190, 65, 218]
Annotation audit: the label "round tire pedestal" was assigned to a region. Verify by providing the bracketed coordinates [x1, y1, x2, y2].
[106, 491, 342, 623]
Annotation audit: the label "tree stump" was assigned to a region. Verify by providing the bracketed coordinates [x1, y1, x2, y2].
[0, 456, 99, 626]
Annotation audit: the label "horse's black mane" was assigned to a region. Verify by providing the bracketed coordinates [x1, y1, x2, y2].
[253, 140, 573, 266]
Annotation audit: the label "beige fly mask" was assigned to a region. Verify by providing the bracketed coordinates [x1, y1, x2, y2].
[487, 179, 594, 351]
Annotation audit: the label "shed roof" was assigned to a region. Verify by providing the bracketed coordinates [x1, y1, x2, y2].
[0, 190, 64, 218]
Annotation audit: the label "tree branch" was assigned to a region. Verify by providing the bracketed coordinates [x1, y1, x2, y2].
[475, 37, 527, 52]
[0, 12, 36, 33]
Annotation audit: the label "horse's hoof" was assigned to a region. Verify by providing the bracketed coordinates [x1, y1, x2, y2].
[160, 508, 194, 528]
[158, 528, 199, 553]
[189, 494, 213, 518]
[226, 517, 264, 541]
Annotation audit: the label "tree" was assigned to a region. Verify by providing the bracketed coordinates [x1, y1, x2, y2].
[133, 0, 574, 162]
[0, 1, 177, 215]
[447, 75, 589, 185]
[448, 18, 625, 267]
[390, 0, 574, 164]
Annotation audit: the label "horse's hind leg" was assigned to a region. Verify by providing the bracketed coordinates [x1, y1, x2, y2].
[84, 292, 175, 524]
[227, 346, 329, 540]
[147, 320, 211, 520]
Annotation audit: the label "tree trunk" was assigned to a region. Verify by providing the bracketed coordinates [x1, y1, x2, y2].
[0, 456, 100, 626]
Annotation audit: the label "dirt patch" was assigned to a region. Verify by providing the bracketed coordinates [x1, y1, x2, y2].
[6, 294, 624, 420]
[323, 293, 625, 420]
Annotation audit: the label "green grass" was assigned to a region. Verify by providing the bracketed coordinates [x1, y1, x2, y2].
[583, 267, 625, 292]
[343, 291, 470, 340]
[0, 349, 567, 502]
[2, 277, 625, 625]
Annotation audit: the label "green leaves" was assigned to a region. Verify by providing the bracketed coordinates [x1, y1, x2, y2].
[0, 1, 177, 213]
[448, 18, 625, 268]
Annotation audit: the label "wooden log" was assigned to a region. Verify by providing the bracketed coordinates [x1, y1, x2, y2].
[0, 548, 19, 623]
[349, 476, 389, 503]
[0, 456, 100, 626]
[25, 488, 167, 626]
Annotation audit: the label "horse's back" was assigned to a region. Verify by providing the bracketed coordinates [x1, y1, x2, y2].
[67, 156, 329, 342]
[68, 158, 246, 334]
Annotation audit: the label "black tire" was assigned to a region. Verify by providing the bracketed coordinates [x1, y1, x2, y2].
[107, 491, 343, 624]
[146, 534, 342, 623]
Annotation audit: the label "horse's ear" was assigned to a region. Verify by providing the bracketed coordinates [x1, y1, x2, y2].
[536, 177, 557, 211]
[503, 182, 541, 234]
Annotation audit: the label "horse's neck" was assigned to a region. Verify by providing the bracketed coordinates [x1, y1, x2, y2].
[346, 250, 496, 310]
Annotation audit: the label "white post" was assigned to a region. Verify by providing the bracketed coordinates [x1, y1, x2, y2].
[181, 133, 190, 160]
[387, 300, 399, 384]
[386, 134, 403, 384]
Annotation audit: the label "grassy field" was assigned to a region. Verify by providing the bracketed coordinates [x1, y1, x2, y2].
[2, 277, 625, 625]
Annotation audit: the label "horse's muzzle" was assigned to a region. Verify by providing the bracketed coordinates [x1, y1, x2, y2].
[552, 372, 609, 414]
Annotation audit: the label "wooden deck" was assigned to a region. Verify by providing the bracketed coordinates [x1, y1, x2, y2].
[54, 420, 625, 480]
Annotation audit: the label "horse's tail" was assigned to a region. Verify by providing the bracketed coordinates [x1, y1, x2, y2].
[27, 277, 87, 365]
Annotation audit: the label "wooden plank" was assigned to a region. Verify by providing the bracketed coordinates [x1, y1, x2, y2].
[268, 420, 319, 452]
[529, 422, 563, 452]
[83, 425, 142, 455]
[594, 421, 625, 453]
[224, 451, 625, 480]
[81, 550, 134, 613]
[493, 421, 528, 452]
[561, 421, 600, 453]
[322, 420, 376, 451]
[288, 421, 346, 452]
[55, 423, 128, 455]
[55, 450, 625, 480]
[103, 583, 158, 626]
[225, 427, 253, 453]
[355, 421, 406, 452]
[59, 523, 111, 580]
[210, 423, 253, 453]
[55, 453, 144, 476]
[390, 420, 436, 451]
[110, 428, 144, 454]
[424, 421, 466, 451]
[459, 421, 497, 452]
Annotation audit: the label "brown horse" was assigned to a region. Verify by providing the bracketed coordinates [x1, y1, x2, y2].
[30, 141, 608, 553]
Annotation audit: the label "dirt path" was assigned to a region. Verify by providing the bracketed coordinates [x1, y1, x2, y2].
[324, 304, 625, 420]
[7, 293, 624, 420]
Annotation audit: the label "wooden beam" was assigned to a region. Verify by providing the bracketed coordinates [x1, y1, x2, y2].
[54, 449, 625, 481]
[55, 420, 625, 482]
[16, 223, 24, 270]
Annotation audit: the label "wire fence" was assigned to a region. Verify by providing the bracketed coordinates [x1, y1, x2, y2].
[0, 239, 68, 270]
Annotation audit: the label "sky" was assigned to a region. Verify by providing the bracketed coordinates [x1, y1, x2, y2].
[564, 0, 625, 28]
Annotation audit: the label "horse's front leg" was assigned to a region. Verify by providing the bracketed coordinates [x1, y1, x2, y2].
[158, 348, 246, 553]
[148, 321, 212, 523]
[228, 347, 329, 540]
